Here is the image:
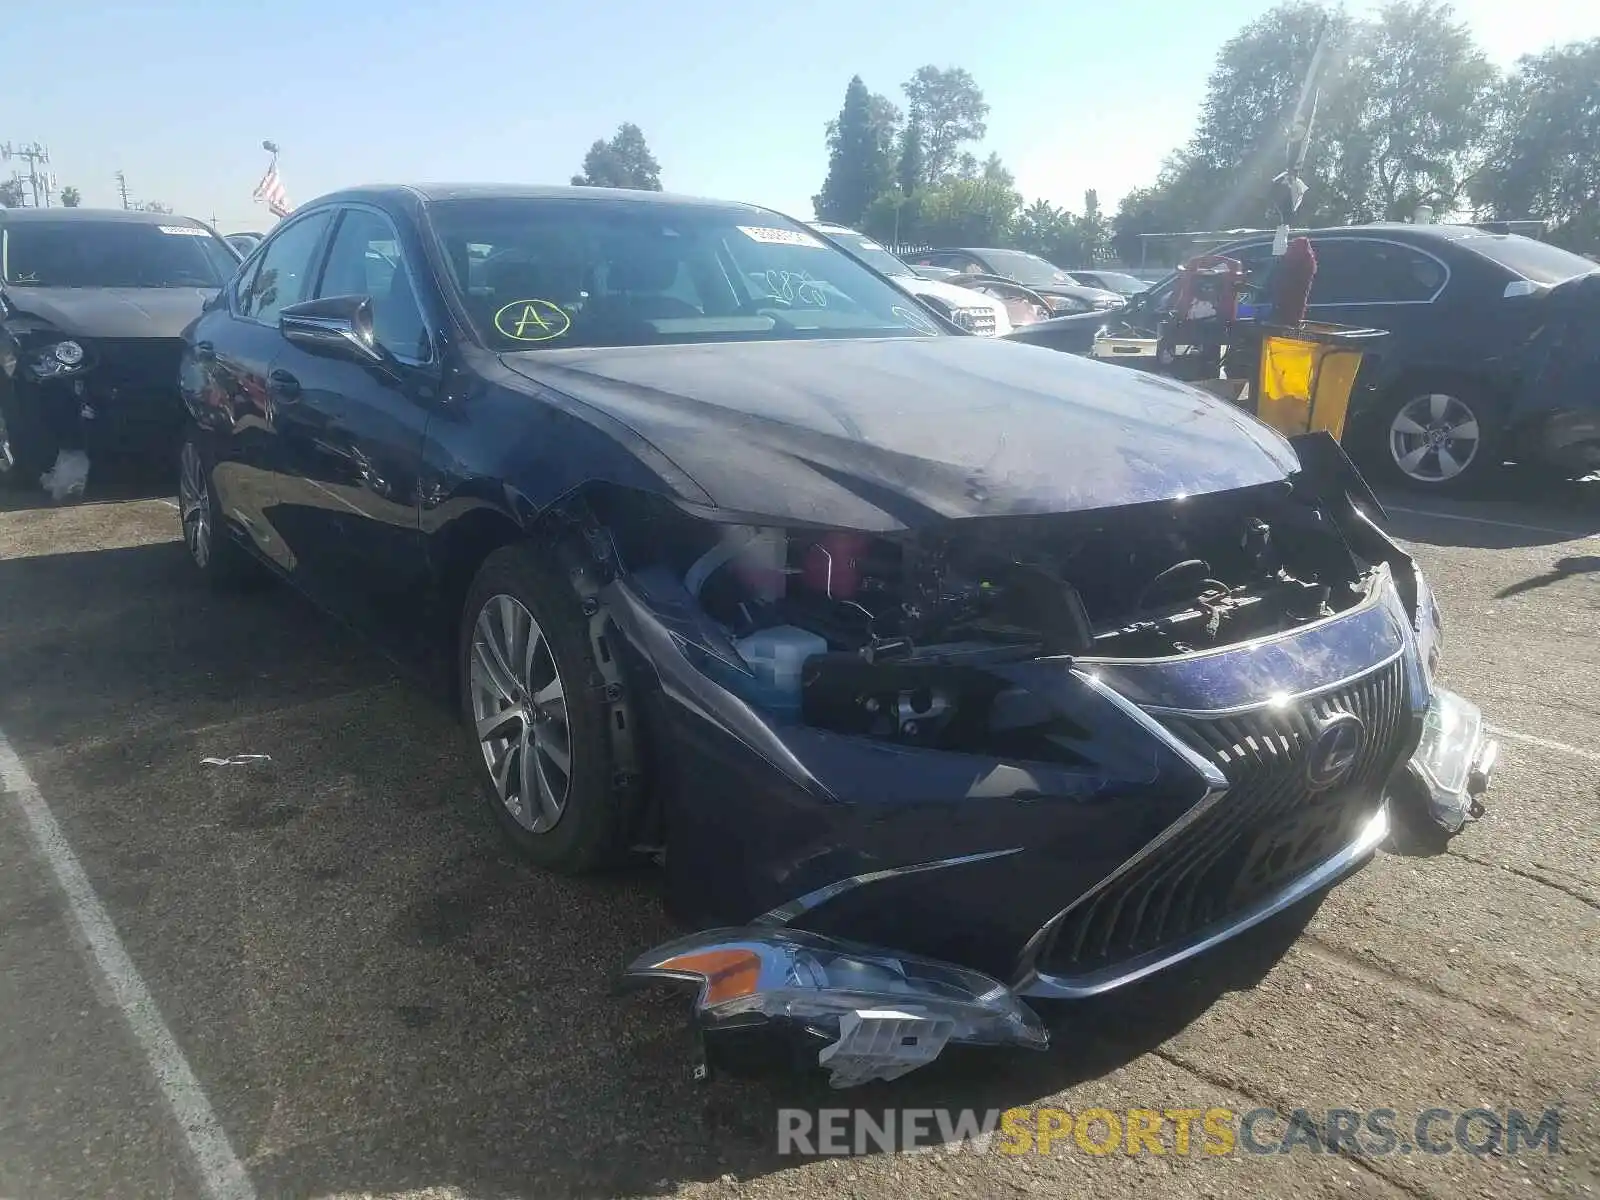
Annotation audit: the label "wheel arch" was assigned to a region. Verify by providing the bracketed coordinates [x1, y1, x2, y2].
[434, 480, 659, 851]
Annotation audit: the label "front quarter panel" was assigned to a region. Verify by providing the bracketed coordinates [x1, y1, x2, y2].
[416, 355, 709, 552]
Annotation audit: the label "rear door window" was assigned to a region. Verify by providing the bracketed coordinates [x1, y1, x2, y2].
[1310, 239, 1446, 304]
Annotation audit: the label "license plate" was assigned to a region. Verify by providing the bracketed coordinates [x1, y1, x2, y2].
[1233, 802, 1355, 902]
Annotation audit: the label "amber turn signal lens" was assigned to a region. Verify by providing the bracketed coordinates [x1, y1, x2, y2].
[657, 948, 762, 1004]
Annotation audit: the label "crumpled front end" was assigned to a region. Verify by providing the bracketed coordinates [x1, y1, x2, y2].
[594, 434, 1494, 1086]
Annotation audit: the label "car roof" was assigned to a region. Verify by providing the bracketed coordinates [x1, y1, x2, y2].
[308, 183, 775, 213]
[0, 207, 208, 227]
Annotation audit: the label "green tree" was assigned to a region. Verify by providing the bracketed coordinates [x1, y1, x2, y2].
[1014, 199, 1068, 257]
[813, 76, 900, 226]
[917, 176, 1020, 246]
[896, 118, 925, 197]
[59, 185, 82, 207]
[1338, 1, 1499, 220]
[571, 122, 663, 190]
[1077, 189, 1110, 264]
[902, 66, 989, 182]
[0, 178, 27, 208]
[1471, 37, 1600, 249]
[1117, 0, 1503, 243]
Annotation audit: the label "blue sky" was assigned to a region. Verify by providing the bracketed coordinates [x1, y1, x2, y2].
[11, 0, 1596, 233]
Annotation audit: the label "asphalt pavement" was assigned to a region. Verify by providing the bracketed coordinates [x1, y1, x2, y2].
[1, 464, 1596, 1200]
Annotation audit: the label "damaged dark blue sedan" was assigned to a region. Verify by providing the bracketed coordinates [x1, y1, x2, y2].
[178, 184, 1496, 1088]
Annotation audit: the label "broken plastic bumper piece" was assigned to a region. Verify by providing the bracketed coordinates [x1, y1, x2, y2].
[623, 927, 1048, 1088]
[1406, 686, 1497, 832]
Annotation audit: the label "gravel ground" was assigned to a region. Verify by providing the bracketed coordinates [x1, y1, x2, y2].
[1, 465, 1596, 1200]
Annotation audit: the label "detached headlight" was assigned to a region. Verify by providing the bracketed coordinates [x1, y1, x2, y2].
[1413, 569, 1444, 691]
[1407, 688, 1495, 832]
[626, 927, 1047, 1087]
[1091, 296, 1124, 310]
[29, 340, 89, 378]
[1046, 295, 1088, 314]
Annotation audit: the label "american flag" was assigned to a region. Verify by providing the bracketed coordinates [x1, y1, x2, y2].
[252, 160, 292, 218]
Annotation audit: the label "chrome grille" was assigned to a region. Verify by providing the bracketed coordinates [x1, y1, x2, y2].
[1039, 657, 1409, 976]
[954, 308, 998, 336]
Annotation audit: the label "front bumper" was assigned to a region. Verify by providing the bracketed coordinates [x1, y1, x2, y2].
[625, 642, 1499, 1089]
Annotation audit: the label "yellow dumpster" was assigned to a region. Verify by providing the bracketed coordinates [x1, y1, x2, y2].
[1254, 322, 1388, 440]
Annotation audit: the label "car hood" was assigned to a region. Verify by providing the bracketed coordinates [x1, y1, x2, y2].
[0, 286, 216, 338]
[1030, 282, 1123, 304]
[896, 275, 1005, 316]
[501, 336, 1298, 532]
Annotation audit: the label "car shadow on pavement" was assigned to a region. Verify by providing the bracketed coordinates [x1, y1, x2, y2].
[248, 892, 1323, 1200]
[1495, 553, 1600, 597]
[1376, 470, 1600, 550]
[0, 535, 1325, 1200]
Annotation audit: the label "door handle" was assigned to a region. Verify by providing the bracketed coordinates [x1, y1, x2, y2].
[268, 369, 302, 402]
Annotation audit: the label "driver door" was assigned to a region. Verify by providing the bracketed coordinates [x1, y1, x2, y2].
[267, 205, 437, 610]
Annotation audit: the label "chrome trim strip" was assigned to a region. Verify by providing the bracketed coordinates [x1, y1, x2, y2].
[755, 848, 1024, 926]
[1018, 805, 1390, 999]
[1137, 644, 1407, 718]
[1008, 670, 1229, 987]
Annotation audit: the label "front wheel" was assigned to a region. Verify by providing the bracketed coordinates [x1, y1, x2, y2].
[178, 435, 267, 588]
[1364, 384, 1503, 492]
[459, 543, 623, 873]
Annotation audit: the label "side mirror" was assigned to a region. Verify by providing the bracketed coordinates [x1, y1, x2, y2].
[279, 295, 384, 364]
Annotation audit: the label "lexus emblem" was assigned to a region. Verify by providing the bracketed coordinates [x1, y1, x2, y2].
[1305, 713, 1364, 792]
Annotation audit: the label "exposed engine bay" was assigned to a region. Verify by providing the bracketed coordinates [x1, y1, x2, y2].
[598, 474, 1379, 754]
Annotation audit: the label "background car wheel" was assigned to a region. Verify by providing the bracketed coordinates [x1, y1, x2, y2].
[1365, 382, 1502, 492]
[179, 435, 266, 589]
[459, 543, 622, 873]
[0, 395, 54, 490]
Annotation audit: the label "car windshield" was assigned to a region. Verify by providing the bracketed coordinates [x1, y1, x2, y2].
[428, 198, 943, 351]
[976, 249, 1076, 287]
[1, 220, 237, 288]
[1462, 233, 1598, 285]
[820, 229, 914, 277]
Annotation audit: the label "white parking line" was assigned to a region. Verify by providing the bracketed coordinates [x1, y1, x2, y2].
[0, 729, 256, 1200]
[1486, 724, 1600, 764]
[1385, 504, 1599, 541]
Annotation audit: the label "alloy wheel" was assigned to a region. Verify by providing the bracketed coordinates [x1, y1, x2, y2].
[469, 594, 572, 833]
[178, 441, 212, 569]
[1388, 393, 1482, 484]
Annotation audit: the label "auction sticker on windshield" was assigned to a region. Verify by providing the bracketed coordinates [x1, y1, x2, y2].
[158, 226, 210, 236]
[494, 299, 572, 343]
[738, 226, 824, 248]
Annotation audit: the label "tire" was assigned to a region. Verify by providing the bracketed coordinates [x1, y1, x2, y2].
[0, 390, 54, 490]
[458, 542, 623, 873]
[1360, 381, 1504, 493]
[178, 433, 267, 589]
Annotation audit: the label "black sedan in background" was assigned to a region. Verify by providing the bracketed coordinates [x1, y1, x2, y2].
[0, 207, 238, 487]
[178, 184, 1493, 1086]
[1108, 224, 1600, 490]
[906, 246, 1126, 315]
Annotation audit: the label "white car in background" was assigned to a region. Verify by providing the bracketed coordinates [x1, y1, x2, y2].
[809, 222, 1012, 337]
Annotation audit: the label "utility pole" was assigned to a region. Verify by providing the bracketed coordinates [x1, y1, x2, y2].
[115, 170, 130, 210]
[1, 142, 52, 207]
